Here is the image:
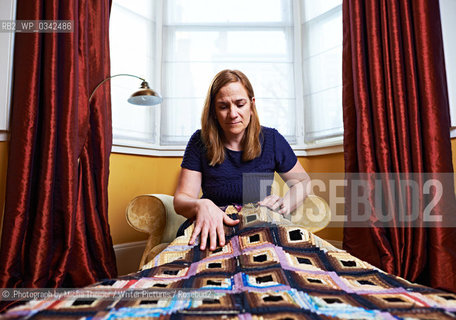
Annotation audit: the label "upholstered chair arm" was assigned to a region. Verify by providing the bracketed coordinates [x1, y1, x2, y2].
[125, 194, 187, 269]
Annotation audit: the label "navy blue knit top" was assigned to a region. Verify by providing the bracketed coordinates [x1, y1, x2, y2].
[181, 126, 297, 206]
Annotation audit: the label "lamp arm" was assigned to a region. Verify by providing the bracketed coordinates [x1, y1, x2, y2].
[89, 73, 146, 102]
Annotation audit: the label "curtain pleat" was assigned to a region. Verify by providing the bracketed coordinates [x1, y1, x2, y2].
[343, 0, 456, 292]
[0, 0, 117, 296]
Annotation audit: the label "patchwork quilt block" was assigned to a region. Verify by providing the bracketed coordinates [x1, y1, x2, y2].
[4, 204, 456, 319]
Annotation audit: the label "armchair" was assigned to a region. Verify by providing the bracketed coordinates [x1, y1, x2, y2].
[126, 194, 187, 269]
[126, 194, 330, 269]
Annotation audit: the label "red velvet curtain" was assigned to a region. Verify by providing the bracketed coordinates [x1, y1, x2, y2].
[0, 0, 117, 291]
[343, 0, 456, 292]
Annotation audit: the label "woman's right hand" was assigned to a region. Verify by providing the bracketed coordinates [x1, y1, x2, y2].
[188, 199, 239, 251]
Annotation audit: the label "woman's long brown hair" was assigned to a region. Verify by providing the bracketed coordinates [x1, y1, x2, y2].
[201, 69, 262, 166]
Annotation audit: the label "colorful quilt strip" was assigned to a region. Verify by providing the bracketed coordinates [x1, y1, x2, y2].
[3, 204, 456, 319]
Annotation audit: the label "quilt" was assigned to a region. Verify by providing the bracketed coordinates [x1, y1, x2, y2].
[3, 204, 456, 319]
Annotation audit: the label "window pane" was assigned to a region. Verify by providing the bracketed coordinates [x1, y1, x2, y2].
[161, 98, 204, 145]
[256, 98, 296, 143]
[160, 96, 296, 145]
[162, 0, 296, 146]
[109, 0, 344, 151]
[110, 2, 157, 145]
[302, 9, 342, 58]
[112, 85, 156, 143]
[303, 46, 341, 95]
[440, 0, 456, 127]
[163, 62, 295, 99]
[302, 3, 343, 143]
[165, 0, 291, 24]
[161, 61, 296, 144]
[112, 0, 153, 19]
[304, 86, 343, 142]
[164, 28, 292, 62]
[302, 0, 342, 22]
[110, 5, 154, 66]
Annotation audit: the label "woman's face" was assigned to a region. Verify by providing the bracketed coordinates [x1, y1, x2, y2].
[214, 81, 254, 140]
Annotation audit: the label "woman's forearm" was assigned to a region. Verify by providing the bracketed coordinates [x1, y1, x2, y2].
[283, 176, 311, 213]
[173, 193, 210, 219]
[173, 193, 198, 219]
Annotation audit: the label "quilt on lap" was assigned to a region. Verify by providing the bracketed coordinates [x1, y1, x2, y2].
[4, 204, 456, 319]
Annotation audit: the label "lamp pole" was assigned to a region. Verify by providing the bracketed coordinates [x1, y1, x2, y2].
[89, 74, 162, 106]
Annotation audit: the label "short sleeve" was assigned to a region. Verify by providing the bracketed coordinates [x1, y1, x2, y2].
[181, 130, 204, 172]
[273, 128, 297, 173]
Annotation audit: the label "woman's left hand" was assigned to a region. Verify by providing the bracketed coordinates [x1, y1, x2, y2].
[258, 195, 290, 215]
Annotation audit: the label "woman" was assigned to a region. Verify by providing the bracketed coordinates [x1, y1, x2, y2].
[174, 69, 310, 251]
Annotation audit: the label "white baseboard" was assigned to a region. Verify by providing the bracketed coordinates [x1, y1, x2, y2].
[114, 240, 147, 276]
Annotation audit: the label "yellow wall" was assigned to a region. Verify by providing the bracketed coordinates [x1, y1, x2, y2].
[2, 139, 456, 246]
[107, 151, 346, 245]
[108, 154, 182, 244]
[300, 152, 345, 173]
[453, 139, 456, 183]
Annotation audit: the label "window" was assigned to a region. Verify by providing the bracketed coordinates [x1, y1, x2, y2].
[109, 0, 344, 154]
[161, 0, 296, 145]
[0, 1, 453, 149]
[109, 0, 157, 148]
[440, 0, 456, 137]
[0, 0, 16, 141]
[301, 0, 343, 143]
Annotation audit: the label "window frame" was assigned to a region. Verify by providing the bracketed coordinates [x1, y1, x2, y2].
[0, 0, 16, 141]
[111, 0, 344, 156]
[440, 0, 456, 138]
[1, 0, 454, 157]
